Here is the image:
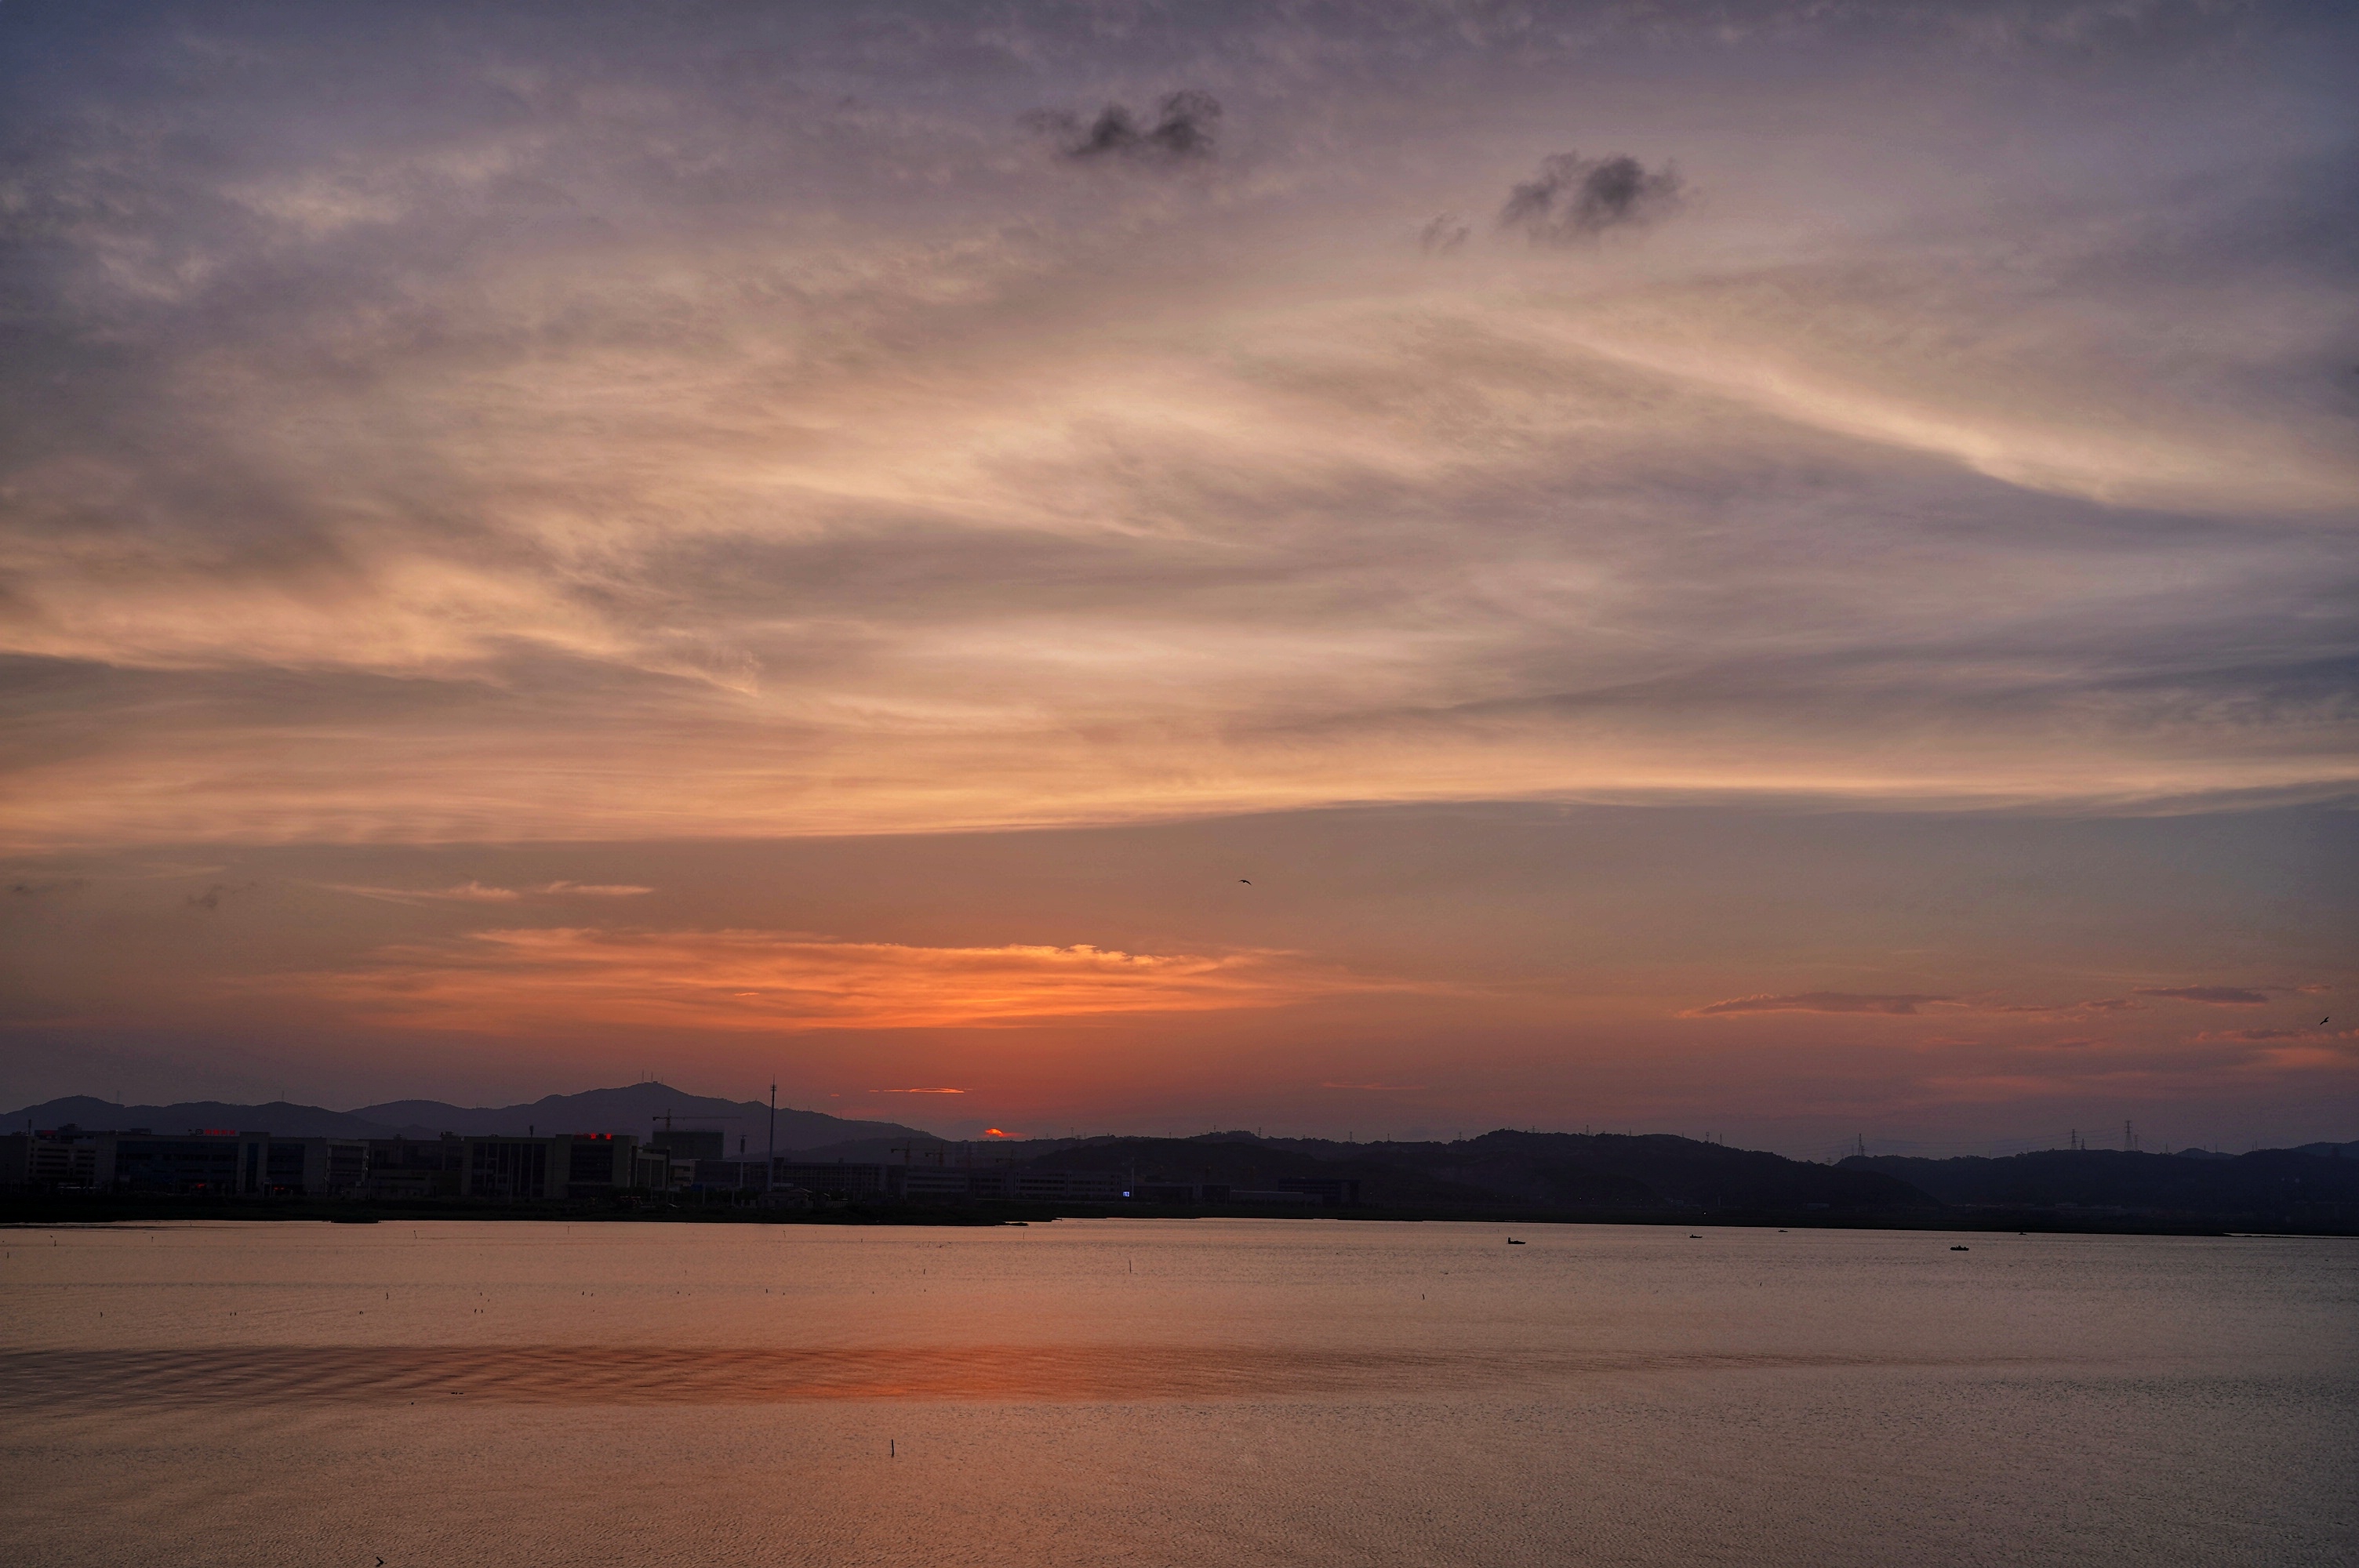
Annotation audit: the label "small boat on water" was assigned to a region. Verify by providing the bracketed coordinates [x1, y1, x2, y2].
[1950, 1245, 1970, 1251]
[1506, 1237, 1525, 1245]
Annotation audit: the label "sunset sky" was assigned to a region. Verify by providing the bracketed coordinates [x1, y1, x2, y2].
[2, 0, 2353, 1155]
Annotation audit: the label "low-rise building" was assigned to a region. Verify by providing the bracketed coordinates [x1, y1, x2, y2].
[689, 1158, 769, 1191]
[649, 1127, 725, 1162]
[1009, 1170, 1127, 1202]
[363, 1134, 465, 1199]
[1, 1129, 102, 1190]
[1273, 1176, 1361, 1207]
[87, 1131, 369, 1196]
[458, 1134, 644, 1200]
[772, 1160, 902, 1199]
[903, 1166, 1011, 1200]
[634, 1145, 674, 1189]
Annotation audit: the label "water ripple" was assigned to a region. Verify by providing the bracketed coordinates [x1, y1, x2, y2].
[0, 1345, 2032, 1405]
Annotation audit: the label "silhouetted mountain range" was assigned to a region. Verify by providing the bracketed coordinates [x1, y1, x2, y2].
[967, 1130, 1935, 1213]
[776, 1130, 1925, 1212]
[3, 1083, 925, 1151]
[805, 1129, 2354, 1224]
[1846, 1147, 2359, 1224]
[9, 1084, 2350, 1225]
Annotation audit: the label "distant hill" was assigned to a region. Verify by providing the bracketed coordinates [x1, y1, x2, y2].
[2, 1082, 929, 1152]
[991, 1128, 1934, 1213]
[1845, 1148, 2359, 1225]
[999, 1134, 1511, 1208]
[9, 1087, 2347, 1223]
[1375, 1130, 1934, 1211]
[1, 1097, 405, 1140]
[348, 1083, 927, 1150]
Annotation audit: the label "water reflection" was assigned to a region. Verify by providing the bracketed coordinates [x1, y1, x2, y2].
[0, 1342, 2039, 1405]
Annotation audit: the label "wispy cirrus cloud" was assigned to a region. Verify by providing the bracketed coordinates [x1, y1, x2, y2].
[256, 928, 1430, 1033]
[1681, 993, 1955, 1018]
[322, 880, 650, 905]
[1685, 988, 2305, 1020]
[1, 3, 2353, 853]
[2135, 986, 2273, 1006]
[2223, 1028, 2359, 1073]
[321, 881, 519, 905]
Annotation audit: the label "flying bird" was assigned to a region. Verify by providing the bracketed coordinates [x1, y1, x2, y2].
[1238, 879, 1250, 884]
[2323, 1016, 2332, 1027]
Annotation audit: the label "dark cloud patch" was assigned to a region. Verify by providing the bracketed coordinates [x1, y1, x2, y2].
[188, 884, 227, 912]
[1681, 992, 1953, 1017]
[1030, 90, 1221, 163]
[1500, 152, 1681, 243]
[1419, 213, 1470, 254]
[2136, 985, 2271, 1005]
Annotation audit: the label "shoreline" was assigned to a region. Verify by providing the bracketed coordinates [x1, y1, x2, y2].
[6, 1195, 2341, 1237]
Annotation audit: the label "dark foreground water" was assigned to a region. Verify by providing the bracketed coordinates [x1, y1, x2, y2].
[2, 1219, 2351, 1566]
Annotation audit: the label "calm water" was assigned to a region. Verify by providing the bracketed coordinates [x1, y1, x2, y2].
[2, 1218, 2352, 1566]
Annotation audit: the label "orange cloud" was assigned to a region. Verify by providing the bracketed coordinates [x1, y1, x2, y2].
[260, 927, 1423, 1033]
[2238, 1043, 2359, 1073]
[323, 880, 524, 904]
[320, 879, 651, 905]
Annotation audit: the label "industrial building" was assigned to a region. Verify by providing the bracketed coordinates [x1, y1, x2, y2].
[2, 1123, 1361, 1209]
[0, 1128, 369, 1196]
[0, 1131, 99, 1189]
[356, 1133, 660, 1200]
[761, 1160, 1126, 1201]
[2, 1127, 649, 1200]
